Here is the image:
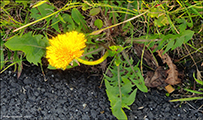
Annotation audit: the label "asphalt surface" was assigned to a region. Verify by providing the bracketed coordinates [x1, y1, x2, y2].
[0, 64, 203, 120]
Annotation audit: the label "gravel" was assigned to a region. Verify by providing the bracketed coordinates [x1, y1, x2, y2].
[0, 65, 203, 120]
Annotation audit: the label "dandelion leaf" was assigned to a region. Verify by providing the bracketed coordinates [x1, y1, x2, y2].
[4, 32, 48, 65]
[104, 56, 147, 120]
[71, 8, 88, 31]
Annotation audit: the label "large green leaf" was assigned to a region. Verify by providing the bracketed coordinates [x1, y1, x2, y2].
[61, 14, 76, 31]
[30, 3, 61, 32]
[172, 30, 194, 50]
[155, 29, 194, 54]
[123, 57, 148, 93]
[104, 55, 147, 120]
[4, 32, 48, 65]
[30, 3, 55, 21]
[112, 100, 127, 120]
[71, 8, 88, 31]
[105, 76, 127, 120]
[181, 30, 194, 43]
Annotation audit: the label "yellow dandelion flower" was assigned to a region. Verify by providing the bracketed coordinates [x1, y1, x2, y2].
[46, 31, 87, 70]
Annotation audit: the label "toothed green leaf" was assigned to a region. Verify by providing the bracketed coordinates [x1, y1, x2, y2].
[4, 32, 48, 65]
[104, 54, 147, 120]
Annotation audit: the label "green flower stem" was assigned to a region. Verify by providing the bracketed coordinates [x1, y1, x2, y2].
[76, 51, 109, 65]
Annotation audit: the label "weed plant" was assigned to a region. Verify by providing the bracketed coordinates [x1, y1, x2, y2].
[1, 0, 202, 119]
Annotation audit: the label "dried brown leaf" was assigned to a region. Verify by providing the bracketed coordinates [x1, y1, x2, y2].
[145, 66, 167, 87]
[157, 50, 181, 85]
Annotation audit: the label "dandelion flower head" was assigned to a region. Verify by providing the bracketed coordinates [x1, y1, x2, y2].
[46, 31, 87, 69]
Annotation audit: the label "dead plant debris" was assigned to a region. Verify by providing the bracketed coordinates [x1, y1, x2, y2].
[133, 43, 183, 91]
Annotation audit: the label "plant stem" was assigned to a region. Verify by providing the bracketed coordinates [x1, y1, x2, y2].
[13, 3, 82, 32]
[76, 51, 109, 65]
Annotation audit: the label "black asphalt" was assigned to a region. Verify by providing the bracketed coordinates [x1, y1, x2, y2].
[0, 64, 203, 120]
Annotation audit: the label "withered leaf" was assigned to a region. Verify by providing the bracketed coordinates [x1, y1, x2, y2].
[145, 66, 167, 87]
[157, 50, 181, 85]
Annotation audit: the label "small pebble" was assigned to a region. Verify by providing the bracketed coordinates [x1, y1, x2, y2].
[83, 103, 87, 109]
[138, 106, 144, 109]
